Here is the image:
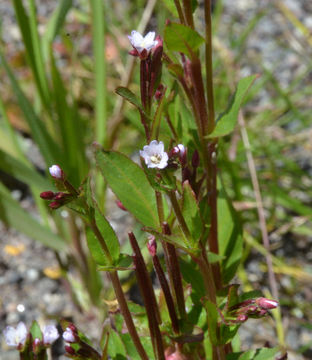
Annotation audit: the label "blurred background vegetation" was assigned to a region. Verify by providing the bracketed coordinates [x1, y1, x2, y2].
[0, 0, 311, 359]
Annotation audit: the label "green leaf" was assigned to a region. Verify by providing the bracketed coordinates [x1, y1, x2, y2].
[179, 258, 205, 300]
[86, 208, 120, 267]
[182, 181, 203, 247]
[0, 149, 50, 191]
[30, 321, 42, 341]
[107, 329, 127, 359]
[218, 178, 243, 284]
[161, 0, 179, 17]
[208, 75, 257, 138]
[98, 254, 133, 272]
[164, 22, 204, 57]
[115, 87, 143, 111]
[0, 182, 66, 252]
[226, 347, 279, 360]
[0, 52, 61, 166]
[207, 252, 225, 263]
[42, 0, 72, 59]
[95, 150, 159, 228]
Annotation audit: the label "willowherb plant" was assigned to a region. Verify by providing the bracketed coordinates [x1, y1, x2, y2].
[3, 2, 285, 360]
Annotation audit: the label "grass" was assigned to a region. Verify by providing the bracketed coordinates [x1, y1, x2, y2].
[0, 0, 311, 357]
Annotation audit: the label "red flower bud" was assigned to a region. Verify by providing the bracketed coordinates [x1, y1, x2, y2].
[65, 345, 76, 355]
[49, 201, 61, 209]
[40, 191, 55, 200]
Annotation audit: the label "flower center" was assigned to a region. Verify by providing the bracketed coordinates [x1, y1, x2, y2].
[150, 154, 162, 164]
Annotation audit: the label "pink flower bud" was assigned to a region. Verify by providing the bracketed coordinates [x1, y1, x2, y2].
[236, 314, 248, 322]
[54, 192, 70, 201]
[147, 236, 157, 257]
[63, 327, 76, 343]
[256, 297, 279, 310]
[49, 165, 63, 180]
[166, 351, 188, 360]
[40, 191, 55, 200]
[32, 338, 41, 352]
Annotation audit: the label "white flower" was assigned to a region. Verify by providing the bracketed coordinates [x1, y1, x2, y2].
[128, 30, 158, 53]
[3, 322, 27, 347]
[140, 140, 168, 169]
[62, 327, 75, 343]
[43, 324, 59, 345]
[49, 165, 63, 179]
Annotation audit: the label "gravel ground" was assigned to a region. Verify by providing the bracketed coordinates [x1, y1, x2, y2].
[1, 0, 312, 359]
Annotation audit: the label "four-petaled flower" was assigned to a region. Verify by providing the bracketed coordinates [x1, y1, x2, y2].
[128, 31, 158, 54]
[140, 140, 168, 169]
[43, 324, 59, 345]
[3, 322, 27, 348]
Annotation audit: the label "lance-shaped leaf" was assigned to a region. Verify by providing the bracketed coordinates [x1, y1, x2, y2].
[208, 75, 257, 138]
[182, 181, 203, 247]
[86, 208, 120, 267]
[95, 150, 159, 228]
[115, 87, 151, 121]
[0, 182, 66, 252]
[226, 347, 279, 360]
[164, 22, 204, 57]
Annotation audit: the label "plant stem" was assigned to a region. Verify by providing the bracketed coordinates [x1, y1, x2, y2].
[168, 190, 192, 241]
[204, 0, 215, 134]
[90, 222, 148, 360]
[174, 0, 187, 24]
[162, 222, 186, 319]
[129, 232, 165, 360]
[182, 0, 195, 29]
[152, 253, 180, 333]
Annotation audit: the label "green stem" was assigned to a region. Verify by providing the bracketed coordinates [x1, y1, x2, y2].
[168, 190, 192, 241]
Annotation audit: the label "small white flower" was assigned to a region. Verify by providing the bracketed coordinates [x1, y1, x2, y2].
[128, 30, 158, 53]
[3, 322, 27, 347]
[140, 140, 168, 169]
[62, 327, 75, 343]
[43, 324, 59, 345]
[49, 165, 63, 179]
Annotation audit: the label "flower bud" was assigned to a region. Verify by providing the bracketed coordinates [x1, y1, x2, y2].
[40, 191, 55, 200]
[192, 150, 199, 168]
[48, 201, 61, 209]
[236, 314, 248, 323]
[147, 236, 157, 257]
[65, 345, 76, 355]
[49, 165, 63, 180]
[166, 350, 188, 360]
[256, 297, 279, 310]
[63, 327, 76, 343]
[32, 338, 41, 353]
